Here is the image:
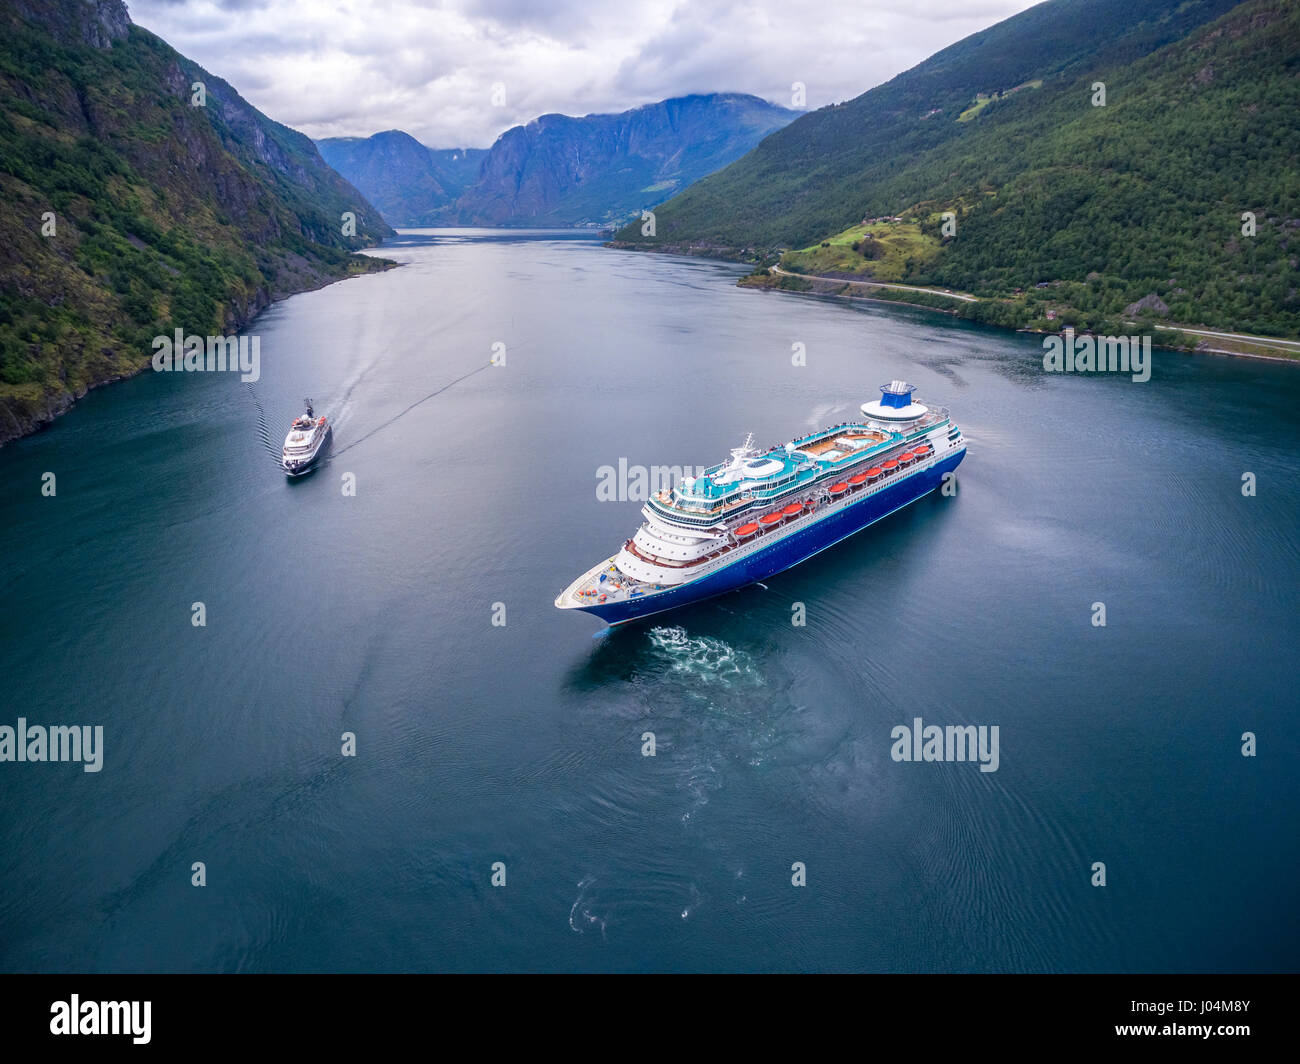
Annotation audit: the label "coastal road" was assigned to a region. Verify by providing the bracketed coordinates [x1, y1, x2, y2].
[770, 265, 977, 302]
[771, 266, 1298, 357]
[1122, 321, 1300, 353]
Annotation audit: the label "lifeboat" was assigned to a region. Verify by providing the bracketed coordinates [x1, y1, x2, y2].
[848, 472, 869, 486]
[781, 503, 803, 516]
[828, 482, 848, 495]
[899, 451, 915, 466]
[881, 459, 899, 471]
[913, 443, 931, 456]
[735, 522, 760, 538]
[866, 467, 883, 481]
[760, 512, 783, 525]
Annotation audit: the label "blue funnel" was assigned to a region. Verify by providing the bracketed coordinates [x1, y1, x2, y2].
[879, 380, 914, 409]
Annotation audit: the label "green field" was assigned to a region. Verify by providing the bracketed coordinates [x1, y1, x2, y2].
[957, 80, 1042, 122]
[780, 219, 942, 282]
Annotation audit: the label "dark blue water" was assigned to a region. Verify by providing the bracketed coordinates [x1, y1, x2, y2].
[1, 230, 1296, 972]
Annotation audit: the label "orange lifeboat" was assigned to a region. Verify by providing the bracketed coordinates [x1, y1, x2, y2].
[828, 482, 848, 495]
[913, 443, 931, 456]
[866, 467, 883, 480]
[760, 512, 783, 525]
[899, 451, 915, 465]
[735, 522, 760, 538]
[781, 503, 803, 516]
[848, 472, 869, 485]
[881, 459, 899, 470]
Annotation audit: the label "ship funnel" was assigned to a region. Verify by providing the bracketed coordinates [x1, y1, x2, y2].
[861, 380, 927, 422]
[879, 380, 913, 408]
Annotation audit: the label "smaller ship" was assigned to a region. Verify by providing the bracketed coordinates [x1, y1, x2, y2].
[281, 399, 331, 477]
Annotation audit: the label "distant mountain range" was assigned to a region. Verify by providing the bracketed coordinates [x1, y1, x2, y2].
[0, 0, 392, 445]
[317, 93, 799, 228]
[4, 0, 1294, 453]
[316, 133, 487, 227]
[615, 0, 1300, 339]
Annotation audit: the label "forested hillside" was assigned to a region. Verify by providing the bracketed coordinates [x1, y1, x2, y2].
[616, 0, 1299, 338]
[0, 0, 393, 444]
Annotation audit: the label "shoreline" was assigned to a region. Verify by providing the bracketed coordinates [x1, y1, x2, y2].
[607, 241, 1300, 365]
[738, 264, 1300, 365]
[0, 253, 396, 450]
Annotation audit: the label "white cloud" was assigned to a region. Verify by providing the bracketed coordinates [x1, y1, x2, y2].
[128, 0, 1039, 147]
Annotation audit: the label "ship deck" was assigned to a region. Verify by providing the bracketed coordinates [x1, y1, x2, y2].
[795, 430, 890, 460]
[556, 557, 666, 610]
[651, 413, 949, 523]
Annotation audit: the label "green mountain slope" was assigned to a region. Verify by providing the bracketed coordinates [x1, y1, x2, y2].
[618, 0, 1242, 249]
[616, 0, 1299, 337]
[0, 0, 394, 445]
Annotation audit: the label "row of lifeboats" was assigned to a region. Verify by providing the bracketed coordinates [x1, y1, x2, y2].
[731, 442, 934, 540]
[735, 497, 814, 538]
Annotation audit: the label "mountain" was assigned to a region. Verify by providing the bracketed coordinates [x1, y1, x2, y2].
[316, 132, 486, 226]
[453, 93, 798, 227]
[615, 0, 1300, 338]
[426, 147, 487, 200]
[0, 0, 394, 445]
[320, 94, 799, 229]
[617, 0, 1244, 250]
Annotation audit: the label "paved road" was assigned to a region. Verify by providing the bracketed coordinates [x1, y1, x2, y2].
[771, 265, 977, 302]
[1124, 322, 1300, 350]
[771, 267, 1298, 353]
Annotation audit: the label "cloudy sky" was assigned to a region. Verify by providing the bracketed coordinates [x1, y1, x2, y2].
[129, 0, 1040, 148]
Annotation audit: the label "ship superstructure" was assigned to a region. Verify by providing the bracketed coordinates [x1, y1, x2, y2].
[556, 381, 966, 625]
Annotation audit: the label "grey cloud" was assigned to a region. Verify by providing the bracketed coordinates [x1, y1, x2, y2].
[129, 0, 1039, 147]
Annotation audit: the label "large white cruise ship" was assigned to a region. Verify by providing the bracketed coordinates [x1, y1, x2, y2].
[556, 381, 966, 625]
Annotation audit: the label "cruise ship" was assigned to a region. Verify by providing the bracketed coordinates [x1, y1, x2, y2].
[556, 381, 966, 626]
[281, 399, 332, 477]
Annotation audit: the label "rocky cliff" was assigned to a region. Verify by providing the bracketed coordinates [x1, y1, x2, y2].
[0, 0, 394, 445]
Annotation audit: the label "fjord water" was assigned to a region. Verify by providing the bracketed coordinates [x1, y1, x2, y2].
[1, 230, 1296, 973]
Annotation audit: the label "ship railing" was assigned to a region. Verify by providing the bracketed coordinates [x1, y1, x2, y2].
[623, 538, 693, 569]
[715, 455, 939, 538]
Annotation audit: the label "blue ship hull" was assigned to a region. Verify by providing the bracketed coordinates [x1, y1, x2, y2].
[575, 447, 965, 626]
